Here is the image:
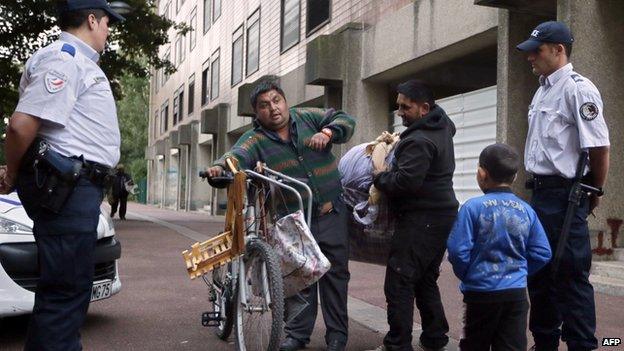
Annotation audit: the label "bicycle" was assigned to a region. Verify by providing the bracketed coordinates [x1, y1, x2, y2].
[184, 158, 312, 351]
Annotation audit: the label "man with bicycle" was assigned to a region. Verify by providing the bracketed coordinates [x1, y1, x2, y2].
[204, 81, 356, 351]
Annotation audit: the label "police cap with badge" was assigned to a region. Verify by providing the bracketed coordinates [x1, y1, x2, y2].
[516, 21, 574, 52]
[57, 0, 126, 23]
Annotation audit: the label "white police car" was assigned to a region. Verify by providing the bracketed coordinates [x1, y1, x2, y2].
[0, 192, 122, 317]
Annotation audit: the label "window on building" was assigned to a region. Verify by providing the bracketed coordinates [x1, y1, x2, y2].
[231, 26, 244, 87]
[154, 110, 159, 139]
[201, 64, 209, 106]
[173, 93, 179, 125]
[212, 0, 221, 23]
[163, 49, 171, 83]
[246, 9, 260, 76]
[306, 0, 330, 35]
[153, 69, 159, 94]
[203, 0, 211, 33]
[210, 50, 220, 101]
[178, 87, 185, 122]
[189, 8, 197, 51]
[163, 1, 171, 20]
[161, 101, 169, 133]
[175, 35, 185, 65]
[281, 0, 300, 52]
[174, 37, 180, 66]
[188, 75, 195, 115]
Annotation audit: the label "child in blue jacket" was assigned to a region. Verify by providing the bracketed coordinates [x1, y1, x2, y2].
[447, 143, 551, 351]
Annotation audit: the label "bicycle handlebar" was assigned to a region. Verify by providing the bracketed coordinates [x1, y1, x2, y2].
[198, 166, 314, 225]
[199, 171, 233, 181]
[199, 170, 234, 189]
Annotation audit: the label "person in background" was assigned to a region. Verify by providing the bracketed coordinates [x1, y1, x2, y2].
[110, 163, 133, 220]
[447, 143, 552, 351]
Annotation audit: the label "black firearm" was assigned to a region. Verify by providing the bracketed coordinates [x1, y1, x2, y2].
[551, 151, 604, 277]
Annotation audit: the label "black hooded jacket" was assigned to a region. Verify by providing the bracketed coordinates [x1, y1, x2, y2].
[373, 104, 459, 213]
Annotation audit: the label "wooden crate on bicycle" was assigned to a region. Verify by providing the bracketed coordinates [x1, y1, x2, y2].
[182, 158, 247, 279]
[182, 232, 234, 279]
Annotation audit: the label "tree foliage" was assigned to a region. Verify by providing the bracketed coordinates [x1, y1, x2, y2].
[0, 0, 187, 163]
[116, 73, 149, 183]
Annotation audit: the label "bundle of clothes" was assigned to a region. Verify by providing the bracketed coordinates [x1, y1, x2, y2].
[338, 132, 398, 268]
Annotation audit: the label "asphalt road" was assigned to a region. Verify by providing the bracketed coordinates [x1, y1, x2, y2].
[0, 205, 384, 351]
[1, 203, 623, 351]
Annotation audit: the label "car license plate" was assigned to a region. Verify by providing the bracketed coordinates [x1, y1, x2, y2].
[91, 280, 112, 302]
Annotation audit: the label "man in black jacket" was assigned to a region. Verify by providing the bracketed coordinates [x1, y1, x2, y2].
[370, 80, 459, 351]
[110, 164, 133, 220]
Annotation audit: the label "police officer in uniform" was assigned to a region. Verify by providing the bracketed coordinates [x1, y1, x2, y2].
[517, 21, 610, 351]
[0, 1, 124, 349]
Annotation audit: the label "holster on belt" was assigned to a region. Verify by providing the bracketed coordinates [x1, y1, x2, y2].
[21, 138, 91, 213]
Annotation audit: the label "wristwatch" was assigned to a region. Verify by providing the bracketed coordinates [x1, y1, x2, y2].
[321, 128, 333, 140]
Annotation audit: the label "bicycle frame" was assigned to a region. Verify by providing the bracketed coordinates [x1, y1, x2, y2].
[237, 167, 313, 312]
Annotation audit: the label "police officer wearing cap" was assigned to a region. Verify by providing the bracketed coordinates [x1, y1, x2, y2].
[0, 1, 124, 349]
[517, 21, 610, 351]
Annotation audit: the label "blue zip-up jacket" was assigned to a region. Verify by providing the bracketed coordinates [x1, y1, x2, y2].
[447, 187, 551, 293]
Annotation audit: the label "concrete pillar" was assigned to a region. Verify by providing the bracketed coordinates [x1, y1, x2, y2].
[558, 0, 624, 237]
[495, 9, 547, 198]
[188, 122, 201, 211]
[324, 86, 343, 110]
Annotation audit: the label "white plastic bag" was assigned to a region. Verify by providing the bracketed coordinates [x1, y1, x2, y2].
[267, 210, 331, 298]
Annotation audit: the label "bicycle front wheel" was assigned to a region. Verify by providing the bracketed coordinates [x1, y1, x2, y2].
[235, 239, 284, 351]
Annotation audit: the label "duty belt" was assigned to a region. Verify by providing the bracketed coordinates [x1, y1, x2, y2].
[525, 174, 575, 190]
[79, 160, 112, 187]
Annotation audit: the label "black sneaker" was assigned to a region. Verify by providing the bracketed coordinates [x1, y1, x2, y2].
[280, 337, 306, 351]
[418, 341, 447, 351]
[327, 339, 346, 351]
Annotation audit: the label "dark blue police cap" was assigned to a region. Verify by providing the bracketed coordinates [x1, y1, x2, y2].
[58, 0, 125, 23]
[517, 21, 574, 52]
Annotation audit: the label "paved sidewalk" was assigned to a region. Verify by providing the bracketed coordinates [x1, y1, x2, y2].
[126, 202, 624, 350]
[126, 202, 458, 350]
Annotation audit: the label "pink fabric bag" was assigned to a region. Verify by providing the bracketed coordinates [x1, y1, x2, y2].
[266, 210, 331, 298]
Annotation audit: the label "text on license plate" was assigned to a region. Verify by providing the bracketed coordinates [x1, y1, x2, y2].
[91, 281, 112, 302]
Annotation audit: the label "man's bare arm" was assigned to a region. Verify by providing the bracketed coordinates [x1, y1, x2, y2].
[1, 112, 41, 191]
[588, 146, 609, 187]
[587, 146, 609, 212]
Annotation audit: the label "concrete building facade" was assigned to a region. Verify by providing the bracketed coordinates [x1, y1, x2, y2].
[146, 0, 623, 250]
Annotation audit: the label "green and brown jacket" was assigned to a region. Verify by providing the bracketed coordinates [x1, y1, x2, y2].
[214, 107, 356, 215]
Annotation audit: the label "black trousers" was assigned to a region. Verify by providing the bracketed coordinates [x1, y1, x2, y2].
[284, 199, 350, 345]
[110, 193, 128, 219]
[528, 187, 597, 351]
[383, 212, 456, 351]
[459, 298, 529, 351]
[17, 173, 102, 351]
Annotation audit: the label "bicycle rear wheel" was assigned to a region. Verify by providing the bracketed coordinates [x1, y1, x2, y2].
[211, 262, 235, 340]
[235, 239, 284, 351]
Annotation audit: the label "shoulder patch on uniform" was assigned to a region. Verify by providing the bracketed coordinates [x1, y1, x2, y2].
[44, 70, 68, 94]
[570, 74, 584, 83]
[580, 102, 599, 121]
[61, 43, 76, 57]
